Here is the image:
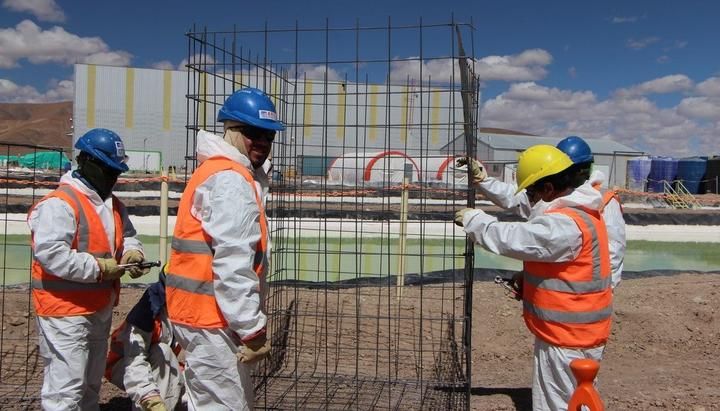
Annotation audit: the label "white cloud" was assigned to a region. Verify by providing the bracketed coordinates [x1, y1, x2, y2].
[151, 61, 176, 70]
[2, 0, 65, 22]
[626, 37, 660, 50]
[0, 20, 132, 68]
[178, 54, 215, 71]
[480, 78, 720, 157]
[657, 55, 670, 64]
[295, 64, 341, 81]
[677, 97, 720, 120]
[0, 77, 72, 102]
[389, 49, 552, 85]
[616, 74, 694, 96]
[611, 16, 639, 24]
[568, 66, 577, 78]
[696, 77, 720, 97]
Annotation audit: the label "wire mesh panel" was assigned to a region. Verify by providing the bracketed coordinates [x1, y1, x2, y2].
[185, 18, 478, 410]
[0, 143, 68, 408]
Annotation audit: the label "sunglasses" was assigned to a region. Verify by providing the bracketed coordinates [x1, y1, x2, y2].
[229, 126, 276, 142]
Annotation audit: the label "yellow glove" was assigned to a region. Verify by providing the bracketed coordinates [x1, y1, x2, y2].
[456, 157, 487, 185]
[139, 395, 167, 411]
[96, 258, 125, 281]
[454, 208, 475, 227]
[238, 334, 271, 365]
[120, 250, 149, 279]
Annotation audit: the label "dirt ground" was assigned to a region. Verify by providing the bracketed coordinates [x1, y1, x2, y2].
[1, 273, 718, 410]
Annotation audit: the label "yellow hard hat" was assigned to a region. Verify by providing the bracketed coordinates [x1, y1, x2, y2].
[515, 145, 574, 194]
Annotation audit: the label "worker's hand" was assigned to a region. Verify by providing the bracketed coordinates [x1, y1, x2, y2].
[456, 157, 487, 185]
[511, 272, 524, 301]
[139, 394, 167, 411]
[96, 258, 125, 281]
[454, 208, 474, 227]
[121, 250, 150, 279]
[238, 334, 271, 365]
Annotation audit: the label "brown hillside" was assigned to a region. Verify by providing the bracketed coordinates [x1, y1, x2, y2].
[0, 102, 72, 155]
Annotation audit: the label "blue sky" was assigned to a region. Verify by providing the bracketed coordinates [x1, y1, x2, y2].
[1, 0, 719, 156]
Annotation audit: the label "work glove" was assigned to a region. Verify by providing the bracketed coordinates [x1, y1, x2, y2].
[120, 250, 150, 279]
[454, 208, 475, 227]
[238, 334, 271, 365]
[139, 394, 167, 411]
[96, 258, 125, 281]
[456, 157, 487, 185]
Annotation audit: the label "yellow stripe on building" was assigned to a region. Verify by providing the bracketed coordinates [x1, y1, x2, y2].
[86, 65, 96, 128]
[400, 86, 409, 143]
[199, 73, 207, 130]
[125, 68, 134, 128]
[431, 89, 441, 145]
[234, 73, 243, 90]
[303, 80, 313, 139]
[336, 83, 346, 140]
[369, 85, 379, 142]
[163, 71, 172, 130]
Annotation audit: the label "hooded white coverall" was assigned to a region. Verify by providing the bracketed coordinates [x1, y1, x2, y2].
[476, 170, 626, 288]
[171, 130, 270, 411]
[110, 296, 184, 410]
[28, 171, 143, 410]
[459, 182, 609, 411]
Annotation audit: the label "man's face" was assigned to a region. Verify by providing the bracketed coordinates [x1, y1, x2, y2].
[229, 125, 275, 168]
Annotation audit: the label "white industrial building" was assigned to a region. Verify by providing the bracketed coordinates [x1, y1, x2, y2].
[73, 63, 642, 187]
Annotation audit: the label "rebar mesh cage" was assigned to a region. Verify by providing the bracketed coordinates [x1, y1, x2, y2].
[0, 143, 67, 408]
[185, 18, 479, 409]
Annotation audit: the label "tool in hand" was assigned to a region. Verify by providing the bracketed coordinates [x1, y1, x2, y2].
[494, 275, 521, 299]
[118, 260, 162, 269]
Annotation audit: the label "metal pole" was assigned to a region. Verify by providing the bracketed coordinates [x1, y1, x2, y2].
[159, 167, 169, 264]
[396, 163, 412, 299]
[456, 24, 477, 410]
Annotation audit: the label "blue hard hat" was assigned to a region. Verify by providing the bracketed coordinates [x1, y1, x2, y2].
[74, 128, 129, 172]
[556, 135, 594, 164]
[217, 87, 285, 131]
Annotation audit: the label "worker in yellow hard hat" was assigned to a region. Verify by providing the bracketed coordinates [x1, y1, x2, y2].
[454, 144, 613, 411]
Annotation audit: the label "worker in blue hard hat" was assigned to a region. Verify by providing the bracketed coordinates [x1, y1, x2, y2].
[166, 87, 283, 410]
[456, 135, 626, 290]
[27, 128, 150, 409]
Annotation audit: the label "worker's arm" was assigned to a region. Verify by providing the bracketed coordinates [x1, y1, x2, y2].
[27, 198, 101, 282]
[194, 171, 267, 341]
[460, 208, 582, 262]
[121, 323, 162, 405]
[603, 198, 626, 288]
[477, 177, 533, 219]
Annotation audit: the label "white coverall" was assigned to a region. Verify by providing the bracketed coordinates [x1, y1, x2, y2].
[171, 129, 269, 411]
[108, 312, 183, 411]
[459, 182, 609, 411]
[476, 169, 626, 288]
[28, 171, 143, 410]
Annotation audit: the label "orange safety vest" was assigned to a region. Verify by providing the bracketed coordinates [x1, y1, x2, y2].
[522, 206, 613, 348]
[29, 185, 123, 317]
[166, 157, 268, 328]
[592, 181, 623, 213]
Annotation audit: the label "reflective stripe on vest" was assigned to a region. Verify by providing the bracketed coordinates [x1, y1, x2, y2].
[522, 206, 612, 348]
[167, 157, 269, 328]
[29, 185, 124, 316]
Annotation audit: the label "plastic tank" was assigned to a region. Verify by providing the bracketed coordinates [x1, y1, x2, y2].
[626, 156, 652, 191]
[675, 157, 707, 194]
[703, 156, 720, 194]
[647, 156, 678, 193]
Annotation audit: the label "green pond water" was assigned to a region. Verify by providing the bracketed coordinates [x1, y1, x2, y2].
[2, 235, 718, 285]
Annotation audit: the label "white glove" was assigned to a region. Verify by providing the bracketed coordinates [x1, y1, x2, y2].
[456, 157, 487, 185]
[454, 208, 475, 227]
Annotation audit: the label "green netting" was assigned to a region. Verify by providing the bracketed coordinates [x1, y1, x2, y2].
[16, 151, 70, 169]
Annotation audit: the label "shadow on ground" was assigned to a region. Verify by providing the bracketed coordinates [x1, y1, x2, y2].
[471, 386, 532, 410]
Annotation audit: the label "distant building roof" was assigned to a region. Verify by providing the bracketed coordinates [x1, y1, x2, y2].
[440, 131, 643, 156]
